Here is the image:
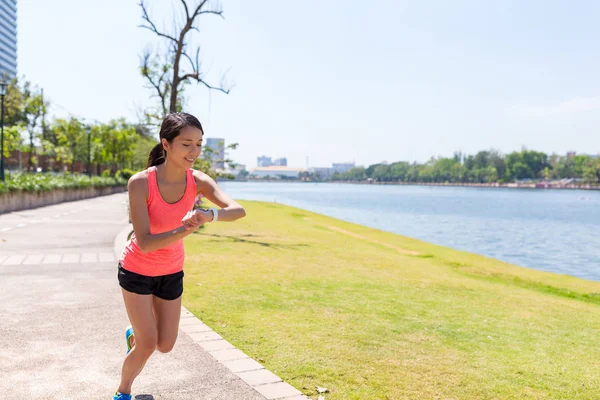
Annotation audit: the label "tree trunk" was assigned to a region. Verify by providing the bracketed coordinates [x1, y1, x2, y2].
[169, 45, 183, 113]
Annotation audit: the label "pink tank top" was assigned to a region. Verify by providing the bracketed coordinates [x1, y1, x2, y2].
[120, 166, 197, 277]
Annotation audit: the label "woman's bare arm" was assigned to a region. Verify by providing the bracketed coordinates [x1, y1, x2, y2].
[193, 170, 246, 222]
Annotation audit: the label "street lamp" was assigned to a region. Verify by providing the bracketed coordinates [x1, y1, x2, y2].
[87, 125, 91, 177]
[0, 79, 7, 181]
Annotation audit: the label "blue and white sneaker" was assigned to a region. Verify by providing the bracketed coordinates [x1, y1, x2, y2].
[113, 391, 132, 400]
[125, 325, 134, 354]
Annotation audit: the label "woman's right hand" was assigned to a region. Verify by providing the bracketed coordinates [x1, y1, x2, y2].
[181, 210, 204, 231]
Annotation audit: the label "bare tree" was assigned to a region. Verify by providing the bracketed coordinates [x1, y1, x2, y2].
[139, 0, 232, 116]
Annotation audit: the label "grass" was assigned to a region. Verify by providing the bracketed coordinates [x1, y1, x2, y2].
[182, 201, 600, 399]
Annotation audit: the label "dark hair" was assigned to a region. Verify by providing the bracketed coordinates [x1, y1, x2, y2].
[147, 112, 204, 168]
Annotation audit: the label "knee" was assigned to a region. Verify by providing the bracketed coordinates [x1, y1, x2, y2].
[135, 335, 158, 357]
[156, 339, 176, 354]
[136, 342, 157, 357]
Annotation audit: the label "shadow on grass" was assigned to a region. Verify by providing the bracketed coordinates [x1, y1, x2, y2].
[414, 253, 435, 259]
[429, 255, 600, 307]
[482, 273, 600, 306]
[193, 232, 309, 250]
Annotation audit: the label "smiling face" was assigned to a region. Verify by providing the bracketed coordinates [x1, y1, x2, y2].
[162, 125, 204, 169]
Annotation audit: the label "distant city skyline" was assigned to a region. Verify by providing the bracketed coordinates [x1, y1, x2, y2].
[252, 154, 361, 170]
[256, 155, 287, 168]
[246, 150, 598, 170]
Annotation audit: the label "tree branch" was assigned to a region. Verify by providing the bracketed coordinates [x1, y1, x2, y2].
[139, 1, 178, 43]
[179, 72, 199, 82]
[141, 54, 161, 93]
[140, 52, 170, 115]
[182, 51, 196, 72]
[178, 71, 230, 94]
[181, 47, 201, 73]
[197, 78, 230, 94]
[199, 10, 224, 19]
[191, 0, 210, 19]
[191, 2, 224, 20]
[180, 0, 190, 19]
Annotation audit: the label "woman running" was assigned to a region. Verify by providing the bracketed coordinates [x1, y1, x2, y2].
[113, 112, 246, 400]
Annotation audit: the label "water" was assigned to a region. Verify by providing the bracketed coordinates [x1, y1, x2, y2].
[218, 181, 600, 281]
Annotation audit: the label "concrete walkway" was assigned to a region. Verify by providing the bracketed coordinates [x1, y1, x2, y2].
[0, 193, 308, 400]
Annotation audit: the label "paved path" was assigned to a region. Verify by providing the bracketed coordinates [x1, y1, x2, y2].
[0, 193, 307, 400]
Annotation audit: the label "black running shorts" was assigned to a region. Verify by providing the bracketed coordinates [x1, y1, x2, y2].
[117, 263, 184, 301]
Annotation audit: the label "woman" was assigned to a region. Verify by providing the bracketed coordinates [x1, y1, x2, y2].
[113, 113, 246, 400]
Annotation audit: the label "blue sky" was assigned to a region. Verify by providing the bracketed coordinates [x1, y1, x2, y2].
[18, 0, 600, 169]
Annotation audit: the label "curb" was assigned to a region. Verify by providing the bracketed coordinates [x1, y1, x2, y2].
[113, 226, 309, 400]
[180, 309, 308, 400]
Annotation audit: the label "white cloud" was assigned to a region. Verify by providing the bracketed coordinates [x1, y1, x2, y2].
[507, 97, 600, 119]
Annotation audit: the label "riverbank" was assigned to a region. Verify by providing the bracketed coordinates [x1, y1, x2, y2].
[232, 179, 600, 191]
[355, 180, 600, 190]
[182, 200, 600, 399]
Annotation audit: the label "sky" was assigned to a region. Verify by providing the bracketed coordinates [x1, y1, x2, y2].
[17, 0, 600, 169]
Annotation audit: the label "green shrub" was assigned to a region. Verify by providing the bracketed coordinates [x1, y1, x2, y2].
[0, 172, 126, 194]
[115, 168, 136, 181]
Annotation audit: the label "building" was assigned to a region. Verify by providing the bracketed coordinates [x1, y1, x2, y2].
[257, 156, 272, 167]
[227, 163, 247, 178]
[332, 162, 356, 174]
[205, 138, 225, 169]
[567, 151, 599, 159]
[250, 166, 304, 179]
[257, 156, 288, 167]
[0, 0, 16, 78]
[273, 157, 287, 166]
[308, 167, 335, 180]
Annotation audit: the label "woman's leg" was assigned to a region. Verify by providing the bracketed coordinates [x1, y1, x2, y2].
[153, 294, 182, 353]
[117, 289, 158, 394]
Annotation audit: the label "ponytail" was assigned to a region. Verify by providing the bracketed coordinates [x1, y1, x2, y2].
[147, 143, 165, 168]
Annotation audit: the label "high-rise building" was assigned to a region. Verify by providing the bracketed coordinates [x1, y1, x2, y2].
[273, 157, 287, 166]
[257, 155, 272, 167]
[257, 156, 287, 167]
[205, 138, 225, 169]
[0, 0, 17, 78]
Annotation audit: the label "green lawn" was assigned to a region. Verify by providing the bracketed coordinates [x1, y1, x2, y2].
[182, 200, 600, 399]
